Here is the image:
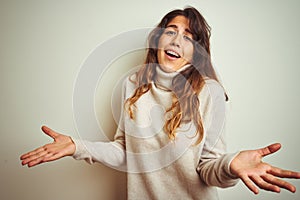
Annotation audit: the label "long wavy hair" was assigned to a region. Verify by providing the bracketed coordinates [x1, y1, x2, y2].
[125, 7, 227, 144]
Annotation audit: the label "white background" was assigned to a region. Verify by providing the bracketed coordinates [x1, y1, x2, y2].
[1, 0, 299, 199]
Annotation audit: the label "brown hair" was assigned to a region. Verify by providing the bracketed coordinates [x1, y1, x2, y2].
[125, 7, 227, 144]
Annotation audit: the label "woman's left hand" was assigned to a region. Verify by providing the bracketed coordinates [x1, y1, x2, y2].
[230, 143, 300, 194]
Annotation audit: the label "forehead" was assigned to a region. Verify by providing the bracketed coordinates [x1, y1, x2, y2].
[167, 15, 190, 29]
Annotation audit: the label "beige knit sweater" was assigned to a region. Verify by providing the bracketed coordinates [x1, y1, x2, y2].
[72, 65, 239, 200]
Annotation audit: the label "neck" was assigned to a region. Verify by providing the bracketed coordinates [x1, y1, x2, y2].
[154, 64, 191, 90]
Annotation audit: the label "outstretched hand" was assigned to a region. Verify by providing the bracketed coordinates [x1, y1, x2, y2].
[20, 126, 75, 167]
[230, 143, 300, 194]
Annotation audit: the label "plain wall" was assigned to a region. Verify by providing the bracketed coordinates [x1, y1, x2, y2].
[1, 0, 299, 199]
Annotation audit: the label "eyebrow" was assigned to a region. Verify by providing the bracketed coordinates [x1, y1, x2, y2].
[166, 24, 192, 35]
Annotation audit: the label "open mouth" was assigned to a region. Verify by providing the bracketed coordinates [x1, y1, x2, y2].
[165, 50, 181, 59]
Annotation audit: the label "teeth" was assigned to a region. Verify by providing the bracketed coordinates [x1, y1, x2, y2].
[166, 50, 180, 58]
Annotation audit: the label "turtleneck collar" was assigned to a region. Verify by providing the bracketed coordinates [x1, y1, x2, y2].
[154, 64, 192, 91]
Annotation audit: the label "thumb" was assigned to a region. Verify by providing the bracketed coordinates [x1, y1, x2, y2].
[41, 125, 59, 139]
[259, 143, 281, 157]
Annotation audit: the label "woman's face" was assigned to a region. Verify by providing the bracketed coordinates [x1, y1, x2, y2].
[157, 16, 194, 72]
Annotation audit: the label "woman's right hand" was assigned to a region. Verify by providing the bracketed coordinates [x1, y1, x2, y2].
[20, 126, 76, 167]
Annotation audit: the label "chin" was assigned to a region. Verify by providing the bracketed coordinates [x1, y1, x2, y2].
[159, 64, 177, 73]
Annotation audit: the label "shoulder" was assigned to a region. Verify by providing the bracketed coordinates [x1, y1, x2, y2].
[122, 72, 138, 98]
[123, 72, 137, 87]
[200, 79, 226, 101]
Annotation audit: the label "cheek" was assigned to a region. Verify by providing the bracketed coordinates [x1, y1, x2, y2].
[157, 36, 167, 49]
[157, 37, 167, 63]
[184, 45, 194, 62]
[157, 49, 163, 64]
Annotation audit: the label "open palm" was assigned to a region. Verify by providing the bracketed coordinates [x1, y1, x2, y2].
[20, 126, 75, 167]
[230, 143, 300, 194]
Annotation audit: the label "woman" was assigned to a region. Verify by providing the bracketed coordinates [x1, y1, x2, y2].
[20, 7, 300, 199]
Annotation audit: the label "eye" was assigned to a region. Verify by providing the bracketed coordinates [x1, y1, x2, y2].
[165, 30, 176, 36]
[183, 35, 193, 42]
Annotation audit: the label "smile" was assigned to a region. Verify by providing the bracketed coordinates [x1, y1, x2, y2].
[165, 50, 181, 59]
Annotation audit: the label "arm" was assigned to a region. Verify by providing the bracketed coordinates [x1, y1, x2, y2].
[70, 79, 128, 168]
[20, 126, 126, 168]
[196, 80, 239, 188]
[195, 81, 300, 193]
[21, 79, 128, 168]
[71, 128, 126, 168]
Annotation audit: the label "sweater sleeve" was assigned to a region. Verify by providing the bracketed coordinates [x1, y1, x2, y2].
[71, 128, 126, 168]
[71, 79, 128, 169]
[196, 80, 239, 188]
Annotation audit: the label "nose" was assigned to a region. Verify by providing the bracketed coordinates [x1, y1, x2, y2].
[170, 33, 182, 48]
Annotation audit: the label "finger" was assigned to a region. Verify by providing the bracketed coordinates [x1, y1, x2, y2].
[20, 146, 46, 160]
[258, 143, 281, 157]
[41, 126, 59, 139]
[240, 175, 259, 194]
[25, 151, 53, 167]
[269, 166, 300, 179]
[27, 153, 51, 167]
[250, 174, 280, 193]
[21, 143, 57, 165]
[21, 150, 48, 166]
[262, 174, 296, 193]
